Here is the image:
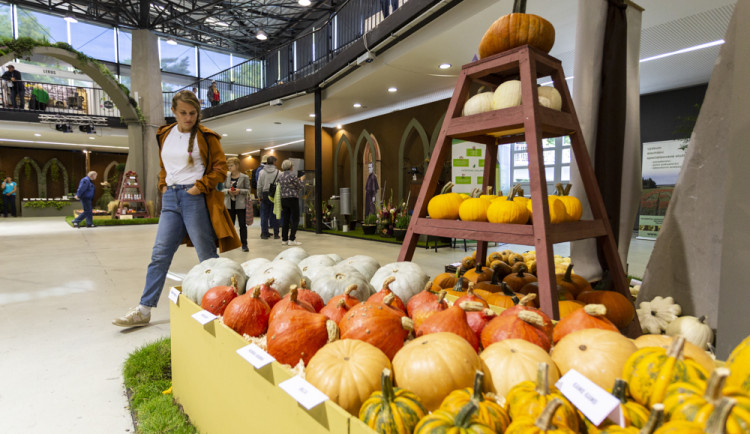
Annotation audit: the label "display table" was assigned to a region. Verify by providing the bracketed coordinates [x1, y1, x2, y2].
[170, 290, 375, 434]
[21, 200, 76, 217]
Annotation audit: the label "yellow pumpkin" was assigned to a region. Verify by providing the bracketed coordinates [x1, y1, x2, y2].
[459, 188, 491, 222]
[624, 336, 709, 408]
[611, 378, 651, 428]
[439, 370, 510, 433]
[633, 334, 716, 374]
[726, 335, 750, 393]
[505, 362, 580, 432]
[427, 182, 464, 220]
[594, 403, 664, 434]
[305, 339, 392, 415]
[479, 186, 499, 202]
[664, 367, 750, 434]
[655, 397, 737, 434]
[359, 368, 427, 434]
[414, 399, 495, 434]
[504, 398, 576, 434]
[487, 185, 529, 224]
[480, 339, 560, 399]
[555, 183, 583, 221]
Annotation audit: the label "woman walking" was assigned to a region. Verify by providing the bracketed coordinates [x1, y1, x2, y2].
[112, 90, 240, 328]
[279, 160, 304, 246]
[224, 157, 251, 252]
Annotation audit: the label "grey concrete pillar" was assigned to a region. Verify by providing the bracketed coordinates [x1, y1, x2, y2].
[127, 30, 165, 208]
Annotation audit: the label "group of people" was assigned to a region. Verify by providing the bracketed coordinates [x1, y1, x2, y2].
[111, 88, 304, 328]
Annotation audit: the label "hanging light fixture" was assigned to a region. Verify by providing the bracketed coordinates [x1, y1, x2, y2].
[166, 38, 177, 45]
[256, 30, 268, 40]
[64, 5, 78, 23]
[299, 0, 312, 6]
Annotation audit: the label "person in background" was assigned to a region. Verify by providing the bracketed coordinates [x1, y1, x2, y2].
[192, 87, 204, 107]
[209, 81, 220, 107]
[256, 155, 280, 240]
[1, 65, 25, 109]
[279, 160, 304, 246]
[1, 176, 18, 217]
[72, 171, 98, 228]
[30, 84, 49, 111]
[112, 90, 240, 328]
[224, 156, 251, 252]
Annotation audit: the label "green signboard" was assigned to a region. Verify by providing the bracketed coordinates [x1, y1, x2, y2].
[455, 176, 472, 184]
[453, 159, 470, 167]
[466, 148, 482, 157]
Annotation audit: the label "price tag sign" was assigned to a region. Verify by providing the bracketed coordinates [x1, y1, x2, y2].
[556, 369, 623, 427]
[236, 344, 275, 369]
[630, 278, 642, 286]
[168, 287, 180, 304]
[279, 375, 329, 410]
[191, 310, 217, 325]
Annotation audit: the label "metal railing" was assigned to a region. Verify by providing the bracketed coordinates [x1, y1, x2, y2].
[163, 0, 408, 114]
[1, 80, 121, 118]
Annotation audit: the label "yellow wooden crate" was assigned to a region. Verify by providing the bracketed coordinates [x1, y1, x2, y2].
[169, 289, 376, 434]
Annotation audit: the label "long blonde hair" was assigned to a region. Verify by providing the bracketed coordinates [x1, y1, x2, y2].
[172, 90, 202, 166]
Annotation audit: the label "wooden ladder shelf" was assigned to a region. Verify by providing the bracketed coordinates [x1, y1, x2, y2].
[115, 171, 151, 219]
[398, 45, 641, 336]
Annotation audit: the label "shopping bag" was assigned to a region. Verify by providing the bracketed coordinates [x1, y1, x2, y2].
[245, 195, 254, 225]
[273, 182, 282, 220]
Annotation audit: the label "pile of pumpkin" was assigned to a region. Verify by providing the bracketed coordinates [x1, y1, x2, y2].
[428, 182, 582, 224]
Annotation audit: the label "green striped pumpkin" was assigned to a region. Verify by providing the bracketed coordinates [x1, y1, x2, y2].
[414, 399, 495, 434]
[439, 371, 510, 433]
[359, 368, 426, 434]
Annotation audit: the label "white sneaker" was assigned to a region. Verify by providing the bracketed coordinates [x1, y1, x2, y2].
[281, 241, 288, 246]
[112, 307, 151, 327]
[288, 240, 302, 246]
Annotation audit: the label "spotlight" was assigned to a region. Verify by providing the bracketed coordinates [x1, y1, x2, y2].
[79, 125, 96, 134]
[256, 30, 268, 41]
[56, 124, 73, 133]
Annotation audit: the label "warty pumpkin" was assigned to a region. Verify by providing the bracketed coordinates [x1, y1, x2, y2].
[654, 397, 737, 434]
[409, 290, 449, 330]
[504, 398, 576, 434]
[359, 368, 427, 434]
[268, 285, 315, 324]
[480, 339, 560, 399]
[255, 278, 282, 309]
[427, 182, 464, 220]
[306, 339, 391, 416]
[368, 276, 407, 313]
[505, 363, 580, 432]
[439, 370, 511, 433]
[266, 309, 338, 366]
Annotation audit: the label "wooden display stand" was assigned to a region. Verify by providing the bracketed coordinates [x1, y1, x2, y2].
[398, 45, 641, 336]
[115, 172, 150, 219]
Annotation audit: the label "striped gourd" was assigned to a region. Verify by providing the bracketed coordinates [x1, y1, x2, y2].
[439, 370, 510, 433]
[413, 399, 495, 434]
[623, 336, 708, 407]
[726, 335, 750, 394]
[359, 368, 426, 434]
[664, 367, 750, 434]
[597, 403, 665, 434]
[654, 397, 736, 434]
[504, 398, 576, 434]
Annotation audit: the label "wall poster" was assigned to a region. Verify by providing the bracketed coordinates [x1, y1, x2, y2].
[451, 139, 498, 194]
[638, 140, 687, 239]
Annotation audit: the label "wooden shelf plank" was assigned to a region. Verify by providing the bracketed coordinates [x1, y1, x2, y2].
[445, 106, 577, 140]
[413, 218, 534, 245]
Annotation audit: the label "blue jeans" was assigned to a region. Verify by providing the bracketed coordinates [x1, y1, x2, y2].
[72, 198, 93, 226]
[260, 193, 279, 237]
[140, 185, 218, 307]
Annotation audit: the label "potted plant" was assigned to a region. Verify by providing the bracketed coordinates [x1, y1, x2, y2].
[393, 214, 410, 241]
[362, 214, 378, 235]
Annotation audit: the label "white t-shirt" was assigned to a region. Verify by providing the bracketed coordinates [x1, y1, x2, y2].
[162, 127, 205, 186]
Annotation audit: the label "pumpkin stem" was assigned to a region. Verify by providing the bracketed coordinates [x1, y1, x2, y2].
[519, 310, 546, 328]
[383, 276, 396, 290]
[265, 278, 275, 286]
[336, 298, 347, 309]
[501, 282, 520, 305]
[555, 182, 565, 196]
[518, 293, 536, 306]
[251, 285, 261, 299]
[383, 292, 396, 306]
[454, 399, 481, 429]
[459, 301, 485, 312]
[289, 285, 298, 302]
[639, 403, 664, 434]
[380, 368, 395, 404]
[471, 370, 485, 402]
[563, 263, 575, 283]
[299, 279, 308, 290]
[344, 284, 357, 296]
[485, 186, 492, 195]
[705, 397, 736, 434]
[516, 263, 529, 277]
[230, 275, 238, 293]
[423, 280, 435, 293]
[401, 316, 414, 332]
[583, 304, 607, 317]
[534, 397, 562, 430]
[452, 277, 466, 294]
[698, 315, 707, 324]
[440, 182, 455, 195]
[437, 290, 448, 304]
[326, 319, 339, 343]
[666, 335, 686, 359]
[512, 0, 527, 14]
[506, 184, 518, 201]
[564, 184, 572, 195]
[703, 368, 730, 403]
[490, 266, 502, 285]
[534, 362, 550, 395]
[612, 379, 628, 404]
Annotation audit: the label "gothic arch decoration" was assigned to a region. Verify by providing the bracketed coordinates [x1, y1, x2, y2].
[362, 134, 382, 219]
[333, 134, 354, 194]
[12, 157, 43, 212]
[40, 158, 69, 199]
[353, 129, 379, 219]
[0, 47, 140, 123]
[430, 113, 446, 152]
[398, 118, 430, 203]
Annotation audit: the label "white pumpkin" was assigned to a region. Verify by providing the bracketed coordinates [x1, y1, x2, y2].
[462, 92, 495, 116]
[537, 86, 562, 110]
[311, 266, 373, 303]
[493, 80, 522, 110]
[246, 259, 304, 296]
[240, 257, 271, 278]
[273, 246, 309, 264]
[637, 296, 682, 334]
[327, 253, 343, 264]
[182, 258, 247, 304]
[369, 262, 429, 303]
[336, 255, 381, 281]
[666, 315, 714, 350]
[298, 255, 336, 281]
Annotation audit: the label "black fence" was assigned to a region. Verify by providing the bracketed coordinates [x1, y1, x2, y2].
[1, 80, 121, 118]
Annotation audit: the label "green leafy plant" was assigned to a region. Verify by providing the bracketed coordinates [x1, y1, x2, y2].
[395, 214, 411, 229]
[364, 214, 378, 225]
[23, 159, 32, 180]
[23, 200, 71, 210]
[50, 161, 60, 182]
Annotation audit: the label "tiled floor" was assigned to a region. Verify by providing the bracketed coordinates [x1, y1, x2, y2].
[0, 217, 654, 433]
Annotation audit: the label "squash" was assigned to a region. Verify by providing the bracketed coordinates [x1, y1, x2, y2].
[506, 252, 525, 266]
[537, 86, 562, 111]
[273, 246, 309, 264]
[480, 339, 560, 399]
[633, 334, 716, 375]
[462, 255, 477, 270]
[551, 328, 637, 391]
[552, 304, 619, 344]
[499, 293, 554, 339]
[505, 398, 576, 434]
[266, 309, 338, 366]
[222, 285, 271, 337]
[477, 0, 555, 59]
[359, 368, 426, 434]
[406, 281, 439, 318]
[320, 298, 351, 324]
[183, 257, 247, 304]
[311, 265, 373, 303]
[463, 91, 496, 117]
[577, 287, 635, 329]
[201, 275, 240, 316]
[337, 255, 381, 281]
[665, 315, 714, 350]
[370, 261, 430, 304]
[245, 258, 303, 296]
[463, 264, 494, 285]
[610, 379, 651, 429]
[594, 403, 664, 434]
[413, 399, 495, 434]
[392, 332, 481, 411]
[433, 269, 463, 291]
[325, 283, 361, 310]
[664, 367, 750, 434]
[255, 278, 282, 309]
[410, 290, 449, 330]
[492, 80, 522, 110]
[296, 279, 325, 312]
[339, 297, 414, 360]
[268, 285, 315, 324]
[368, 276, 407, 313]
[474, 266, 504, 293]
[427, 182, 464, 220]
[240, 257, 271, 279]
[439, 370, 511, 433]
[526, 195, 568, 224]
[416, 300, 482, 352]
[506, 363, 580, 432]
[726, 335, 750, 393]
[459, 188, 491, 222]
[298, 254, 336, 281]
[483, 282, 522, 309]
[636, 296, 682, 334]
[655, 397, 737, 434]
[306, 339, 391, 416]
[488, 259, 513, 279]
[502, 264, 537, 292]
[487, 184, 529, 224]
[555, 183, 583, 221]
[480, 310, 552, 352]
[624, 336, 709, 407]
[556, 263, 592, 298]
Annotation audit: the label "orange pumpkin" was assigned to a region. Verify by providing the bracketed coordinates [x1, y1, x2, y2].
[502, 264, 538, 292]
[577, 287, 635, 329]
[266, 310, 338, 366]
[368, 276, 407, 314]
[481, 310, 552, 352]
[478, 8, 556, 59]
[339, 297, 413, 360]
[556, 263, 592, 298]
[552, 304, 618, 344]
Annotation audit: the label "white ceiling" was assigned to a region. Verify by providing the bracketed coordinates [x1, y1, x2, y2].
[0, 0, 736, 155]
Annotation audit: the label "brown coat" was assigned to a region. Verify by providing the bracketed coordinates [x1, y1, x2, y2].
[156, 123, 241, 253]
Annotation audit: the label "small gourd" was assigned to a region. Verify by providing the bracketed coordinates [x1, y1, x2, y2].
[439, 370, 510, 433]
[555, 183, 583, 221]
[413, 398, 494, 434]
[459, 188, 491, 222]
[726, 335, 750, 393]
[665, 315, 714, 350]
[487, 184, 529, 224]
[427, 182, 464, 220]
[463, 92, 495, 116]
[504, 398, 576, 434]
[506, 362, 580, 432]
[636, 296, 681, 334]
[654, 397, 737, 434]
[359, 368, 427, 434]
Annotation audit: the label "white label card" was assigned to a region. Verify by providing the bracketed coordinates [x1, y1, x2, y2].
[556, 369, 623, 427]
[168, 287, 180, 304]
[278, 375, 329, 410]
[630, 278, 642, 286]
[236, 344, 275, 369]
[191, 310, 217, 325]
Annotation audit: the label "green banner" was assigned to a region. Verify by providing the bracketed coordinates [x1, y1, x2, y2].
[638, 215, 664, 239]
[453, 158, 469, 167]
[478, 159, 484, 167]
[477, 176, 483, 185]
[466, 148, 482, 157]
[455, 176, 472, 184]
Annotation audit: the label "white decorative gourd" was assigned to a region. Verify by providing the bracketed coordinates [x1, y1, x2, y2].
[182, 258, 247, 304]
[311, 266, 373, 303]
[273, 246, 309, 264]
[636, 296, 682, 334]
[369, 262, 429, 304]
[666, 315, 714, 350]
[240, 257, 271, 279]
[245, 259, 304, 296]
[298, 255, 336, 281]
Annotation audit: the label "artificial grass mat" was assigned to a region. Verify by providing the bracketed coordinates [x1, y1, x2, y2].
[123, 338, 196, 434]
[66, 215, 159, 226]
[299, 225, 452, 248]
